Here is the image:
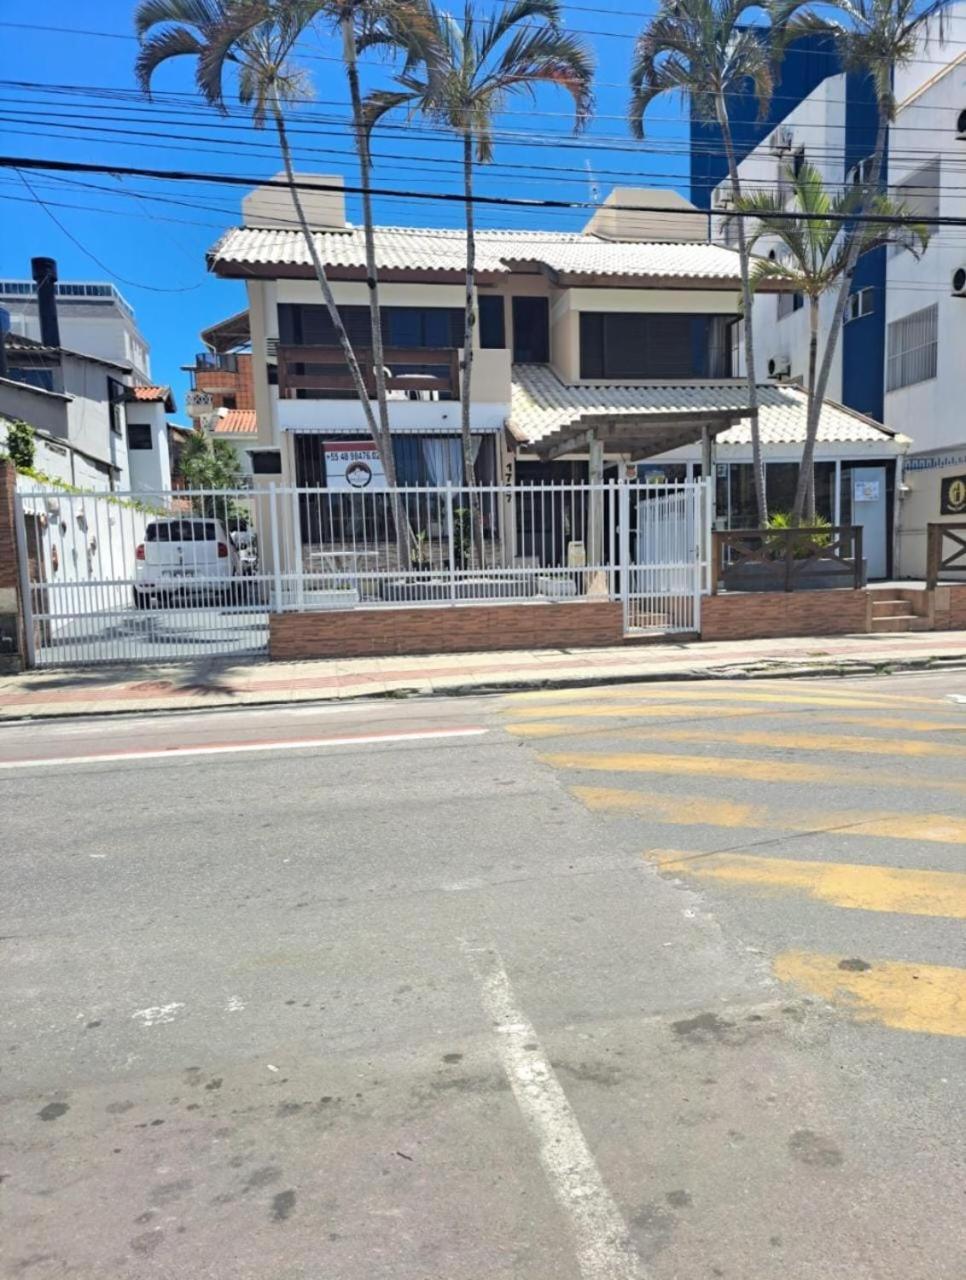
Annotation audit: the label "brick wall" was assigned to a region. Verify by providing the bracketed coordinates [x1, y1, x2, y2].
[0, 458, 23, 669]
[270, 600, 624, 660]
[933, 585, 966, 631]
[194, 354, 255, 410]
[701, 588, 870, 641]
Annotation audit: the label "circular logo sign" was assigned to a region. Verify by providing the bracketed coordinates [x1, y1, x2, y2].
[345, 461, 373, 489]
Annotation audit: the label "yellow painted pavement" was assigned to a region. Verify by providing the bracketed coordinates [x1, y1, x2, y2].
[639, 726, 966, 759]
[773, 952, 966, 1037]
[540, 749, 966, 795]
[572, 785, 966, 845]
[644, 849, 966, 918]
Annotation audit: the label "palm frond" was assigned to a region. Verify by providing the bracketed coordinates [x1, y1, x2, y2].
[135, 25, 206, 94]
[134, 0, 225, 38]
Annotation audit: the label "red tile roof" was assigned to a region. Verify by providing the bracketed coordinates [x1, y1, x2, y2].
[213, 408, 257, 435]
[128, 385, 176, 410]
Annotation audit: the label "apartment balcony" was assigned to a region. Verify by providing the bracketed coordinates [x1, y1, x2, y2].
[272, 344, 511, 435]
[277, 346, 461, 401]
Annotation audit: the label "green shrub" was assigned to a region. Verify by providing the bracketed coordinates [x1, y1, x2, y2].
[3, 419, 35, 470]
[766, 512, 832, 559]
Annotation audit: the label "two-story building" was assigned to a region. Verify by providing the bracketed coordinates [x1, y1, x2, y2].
[206, 175, 905, 576]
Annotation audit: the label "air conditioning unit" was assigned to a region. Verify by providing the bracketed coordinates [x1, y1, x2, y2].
[953, 267, 966, 296]
[770, 125, 794, 155]
[957, 108, 966, 140]
[768, 355, 792, 378]
[715, 195, 734, 212]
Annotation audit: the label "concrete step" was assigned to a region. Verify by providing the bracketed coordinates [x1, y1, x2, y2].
[870, 615, 932, 633]
[870, 599, 914, 618]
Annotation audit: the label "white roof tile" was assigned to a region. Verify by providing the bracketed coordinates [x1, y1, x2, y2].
[210, 225, 748, 282]
[510, 364, 897, 448]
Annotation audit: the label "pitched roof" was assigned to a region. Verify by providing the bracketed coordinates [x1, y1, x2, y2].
[510, 364, 898, 449]
[213, 408, 257, 435]
[2, 329, 129, 371]
[209, 225, 757, 285]
[128, 384, 176, 410]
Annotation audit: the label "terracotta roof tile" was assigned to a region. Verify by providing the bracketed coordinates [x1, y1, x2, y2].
[213, 408, 257, 435]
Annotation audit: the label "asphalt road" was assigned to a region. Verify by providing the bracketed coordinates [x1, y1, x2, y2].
[2, 674, 965, 1279]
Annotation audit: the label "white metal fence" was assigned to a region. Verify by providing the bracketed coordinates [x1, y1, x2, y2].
[15, 479, 710, 667]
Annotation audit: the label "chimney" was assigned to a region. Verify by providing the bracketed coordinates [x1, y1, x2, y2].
[31, 256, 61, 348]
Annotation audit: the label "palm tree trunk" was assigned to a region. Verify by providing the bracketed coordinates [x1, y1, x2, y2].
[461, 129, 485, 566]
[800, 104, 890, 528]
[340, 17, 411, 566]
[717, 96, 767, 528]
[341, 16, 392, 459]
[792, 295, 820, 523]
[272, 96, 410, 565]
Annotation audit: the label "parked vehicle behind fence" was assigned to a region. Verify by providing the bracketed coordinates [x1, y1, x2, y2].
[134, 517, 247, 608]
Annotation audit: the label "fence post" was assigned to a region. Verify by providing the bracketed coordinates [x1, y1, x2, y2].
[853, 524, 864, 590]
[289, 485, 303, 610]
[618, 480, 630, 629]
[268, 482, 283, 611]
[445, 482, 456, 605]
[784, 532, 794, 593]
[709, 530, 721, 596]
[11, 484, 36, 669]
[608, 480, 616, 598]
[692, 483, 703, 633]
[925, 523, 939, 589]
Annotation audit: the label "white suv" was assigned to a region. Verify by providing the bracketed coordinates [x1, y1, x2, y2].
[134, 517, 244, 608]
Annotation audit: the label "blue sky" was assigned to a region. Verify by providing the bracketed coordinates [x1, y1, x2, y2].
[2, 0, 684, 408]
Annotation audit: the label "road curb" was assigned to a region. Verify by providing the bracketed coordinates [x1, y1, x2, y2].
[2, 649, 965, 724]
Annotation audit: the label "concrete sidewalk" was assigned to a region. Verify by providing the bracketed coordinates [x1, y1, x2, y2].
[3, 629, 966, 720]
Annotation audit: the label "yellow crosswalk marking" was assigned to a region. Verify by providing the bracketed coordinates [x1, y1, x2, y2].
[505, 685, 939, 709]
[573, 785, 966, 846]
[506, 711, 966, 737]
[774, 952, 966, 1037]
[541, 749, 966, 794]
[644, 850, 966, 918]
[645, 726, 966, 760]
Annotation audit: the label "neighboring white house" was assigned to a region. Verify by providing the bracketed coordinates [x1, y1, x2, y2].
[123, 384, 178, 492]
[0, 277, 151, 381]
[2, 332, 130, 489]
[710, 0, 966, 457]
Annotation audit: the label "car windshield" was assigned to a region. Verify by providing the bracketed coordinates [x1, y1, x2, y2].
[144, 520, 218, 543]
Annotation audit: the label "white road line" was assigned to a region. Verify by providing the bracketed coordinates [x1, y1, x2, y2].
[464, 945, 646, 1280]
[0, 726, 487, 770]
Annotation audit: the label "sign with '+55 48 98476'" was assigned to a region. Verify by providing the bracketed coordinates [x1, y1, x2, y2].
[323, 442, 387, 491]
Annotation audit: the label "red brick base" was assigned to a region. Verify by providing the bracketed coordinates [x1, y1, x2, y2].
[700, 588, 870, 641]
[935, 585, 966, 630]
[269, 600, 624, 660]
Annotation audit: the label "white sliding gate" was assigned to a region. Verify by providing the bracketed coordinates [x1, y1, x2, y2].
[15, 479, 711, 667]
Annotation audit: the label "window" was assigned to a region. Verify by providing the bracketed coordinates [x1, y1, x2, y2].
[846, 155, 875, 188]
[512, 297, 550, 363]
[886, 303, 938, 391]
[221, 394, 237, 410]
[250, 450, 282, 475]
[9, 366, 54, 392]
[278, 303, 461, 349]
[844, 286, 875, 323]
[792, 146, 806, 179]
[107, 376, 126, 434]
[478, 295, 506, 349]
[777, 289, 804, 320]
[579, 312, 707, 379]
[891, 158, 940, 255]
[126, 423, 153, 450]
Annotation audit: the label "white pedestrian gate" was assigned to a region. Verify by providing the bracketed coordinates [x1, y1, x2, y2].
[15, 479, 711, 667]
[620, 480, 709, 636]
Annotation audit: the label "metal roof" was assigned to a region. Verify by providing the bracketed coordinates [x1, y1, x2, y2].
[209, 225, 755, 284]
[510, 364, 898, 450]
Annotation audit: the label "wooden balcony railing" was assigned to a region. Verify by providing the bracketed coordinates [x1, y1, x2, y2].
[276, 346, 460, 400]
[711, 525, 864, 593]
[926, 522, 966, 588]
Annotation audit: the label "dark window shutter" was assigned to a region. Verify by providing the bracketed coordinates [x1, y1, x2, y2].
[478, 295, 506, 349]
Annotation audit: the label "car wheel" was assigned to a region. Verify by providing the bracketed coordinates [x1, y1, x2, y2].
[133, 587, 149, 610]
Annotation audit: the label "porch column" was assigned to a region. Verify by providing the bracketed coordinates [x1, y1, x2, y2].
[587, 436, 604, 568]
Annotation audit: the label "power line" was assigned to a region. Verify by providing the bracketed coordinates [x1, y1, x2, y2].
[5, 152, 966, 229]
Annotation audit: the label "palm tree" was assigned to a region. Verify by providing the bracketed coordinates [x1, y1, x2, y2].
[770, 0, 950, 461]
[735, 161, 928, 520]
[134, 0, 419, 559]
[362, 0, 593, 500]
[630, 0, 775, 526]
